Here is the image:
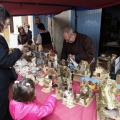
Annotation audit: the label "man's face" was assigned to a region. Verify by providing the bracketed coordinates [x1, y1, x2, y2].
[63, 32, 75, 43]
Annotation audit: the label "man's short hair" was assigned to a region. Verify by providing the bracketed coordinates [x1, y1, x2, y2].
[37, 23, 45, 30]
[63, 27, 74, 36]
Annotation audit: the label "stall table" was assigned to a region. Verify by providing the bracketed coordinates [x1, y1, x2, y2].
[12, 75, 120, 120]
[36, 82, 97, 120]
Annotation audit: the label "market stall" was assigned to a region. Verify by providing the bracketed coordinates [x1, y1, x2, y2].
[15, 74, 120, 120]
[10, 46, 120, 120]
[16, 75, 97, 120]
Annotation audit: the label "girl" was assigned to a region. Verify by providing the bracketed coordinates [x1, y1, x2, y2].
[9, 79, 56, 120]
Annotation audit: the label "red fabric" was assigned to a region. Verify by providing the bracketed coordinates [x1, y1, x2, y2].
[1, 0, 120, 15]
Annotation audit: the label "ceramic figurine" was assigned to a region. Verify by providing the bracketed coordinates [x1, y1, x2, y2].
[97, 54, 111, 71]
[55, 88, 63, 99]
[46, 68, 58, 78]
[38, 45, 43, 51]
[62, 89, 74, 107]
[93, 66, 110, 80]
[26, 51, 31, 56]
[30, 43, 36, 50]
[30, 57, 36, 67]
[34, 45, 42, 52]
[47, 50, 58, 68]
[55, 76, 73, 100]
[57, 65, 71, 79]
[42, 78, 52, 93]
[76, 84, 93, 106]
[74, 60, 90, 76]
[97, 79, 120, 120]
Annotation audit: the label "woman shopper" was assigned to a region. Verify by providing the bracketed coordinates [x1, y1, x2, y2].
[0, 5, 23, 120]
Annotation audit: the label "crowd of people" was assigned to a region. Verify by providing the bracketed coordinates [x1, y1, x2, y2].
[0, 5, 95, 120]
[17, 22, 53, 51]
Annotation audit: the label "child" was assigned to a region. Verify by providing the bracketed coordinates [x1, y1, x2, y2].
[9, 79, 56, 120]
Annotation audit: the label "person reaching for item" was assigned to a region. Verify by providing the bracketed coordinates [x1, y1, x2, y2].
[61, 27, 95, 75]
[9, 78, 56, 120]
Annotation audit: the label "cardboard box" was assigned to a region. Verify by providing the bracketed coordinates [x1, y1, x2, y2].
[116, 74, 120, 84]
[73, 74, 81, 82]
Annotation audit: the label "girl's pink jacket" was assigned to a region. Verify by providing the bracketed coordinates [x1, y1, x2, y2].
[9, 96, 56, 120]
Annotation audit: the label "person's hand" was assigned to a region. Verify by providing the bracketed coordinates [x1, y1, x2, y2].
[17, 45, 23, 51]
[33, 38, 37, 41]
[70, 55, 75, 60]
[51, 94, 56, 97]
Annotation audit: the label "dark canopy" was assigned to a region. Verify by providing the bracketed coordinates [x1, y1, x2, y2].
[0, 0, 120, 15]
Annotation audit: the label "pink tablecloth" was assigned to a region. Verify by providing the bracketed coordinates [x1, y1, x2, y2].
[12, 75, 120, 120]
[15, 75, 97, 120]
[35, 82, 97, 120]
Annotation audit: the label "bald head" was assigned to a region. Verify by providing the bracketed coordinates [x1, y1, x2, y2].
[63, 27, 73, 35]
[63, 27, 76, 43]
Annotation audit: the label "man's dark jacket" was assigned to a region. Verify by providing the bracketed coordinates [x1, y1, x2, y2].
[61, 32, 95, 72]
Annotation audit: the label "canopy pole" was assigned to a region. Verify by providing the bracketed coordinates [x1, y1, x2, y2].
[50, 17, 54, 49]
[75, 8, 78, 31]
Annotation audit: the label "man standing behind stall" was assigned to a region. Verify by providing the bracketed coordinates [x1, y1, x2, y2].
[61, 27, 95, 74]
